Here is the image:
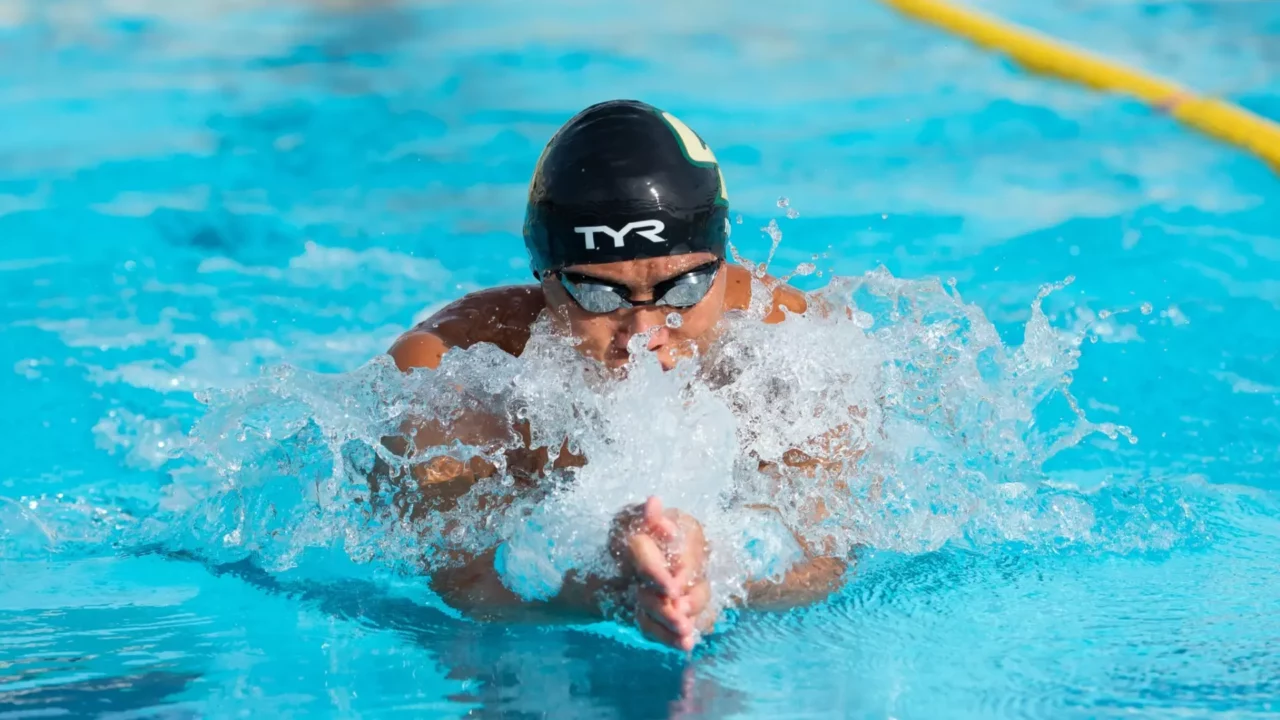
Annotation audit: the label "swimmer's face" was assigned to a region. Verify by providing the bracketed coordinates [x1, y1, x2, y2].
[541, 252, 728, 371]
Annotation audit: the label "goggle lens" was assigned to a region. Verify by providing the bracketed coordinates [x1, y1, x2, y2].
[558, 261, 721, 315]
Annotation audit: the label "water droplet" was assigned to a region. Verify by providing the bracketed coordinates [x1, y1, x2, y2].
[627, 331, 654, 356]
[776, 197, 790, 208]
[762, 219, 783, 243]
[735, 214, 743, 225]
[786, 208, 800, 219]
[1099, 310, 1112, 320]
[665, 312, 684, 329]
[1140, 302, 1153, 315]
[793, 263, 816, 277]
[27, 500, 37, 510]
[881, 214, 889, 220]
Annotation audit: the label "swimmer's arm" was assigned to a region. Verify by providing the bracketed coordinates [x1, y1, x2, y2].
[380, 325, 599, 621]
[725, 265, 808, 323]
[376, 425, 607, 622]
[376, 414, 593, 614]
[742, 556, 850, 611]
[733, 419, 871, 611]
[730, 501, 851, 611]
[387, 285, 544, 371]
[426, 551, 625, 624]
[387, 330, 451, 372]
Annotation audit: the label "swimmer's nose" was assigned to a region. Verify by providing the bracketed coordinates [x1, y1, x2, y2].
[616, 308, 669, 353]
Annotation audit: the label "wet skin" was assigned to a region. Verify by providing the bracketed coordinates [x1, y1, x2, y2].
[381, 256, 849, 651]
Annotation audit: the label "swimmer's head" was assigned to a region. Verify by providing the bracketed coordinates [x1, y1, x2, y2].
[523, 100, 732, 370]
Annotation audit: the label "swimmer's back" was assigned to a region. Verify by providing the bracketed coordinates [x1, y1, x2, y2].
[389, 265, 806, 372]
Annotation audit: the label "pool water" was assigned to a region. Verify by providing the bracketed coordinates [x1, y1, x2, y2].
[3, 0, 1280, 717]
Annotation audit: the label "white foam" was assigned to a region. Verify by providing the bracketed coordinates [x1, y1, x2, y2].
[142, 261, 1184, 623]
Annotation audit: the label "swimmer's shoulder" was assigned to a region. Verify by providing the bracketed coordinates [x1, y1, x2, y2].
[389, 285, 546, 371]
[724, 263, 807, 324]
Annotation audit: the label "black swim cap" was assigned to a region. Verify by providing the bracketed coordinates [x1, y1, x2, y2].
[523, 99, 730, 275]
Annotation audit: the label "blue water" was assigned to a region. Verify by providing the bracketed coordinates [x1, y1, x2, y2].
[3, 0, 1280, 717]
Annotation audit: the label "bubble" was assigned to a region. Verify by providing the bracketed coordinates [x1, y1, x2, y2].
[1164, 306, 1190, 326]
[665, 312, 684, 329]
[448, 525, 467, 544]
[1140, 302, 1153, 315]
[777, 197, 790, 208]
[786, 208, 800, 220]
[735, 214, 743, 225]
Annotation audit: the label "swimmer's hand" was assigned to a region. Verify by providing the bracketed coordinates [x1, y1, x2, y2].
[609, 497, 713, 652]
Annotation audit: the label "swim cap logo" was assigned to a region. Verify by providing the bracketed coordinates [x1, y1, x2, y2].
[661, 112, 728, 204]
[573, 220, 667, 250]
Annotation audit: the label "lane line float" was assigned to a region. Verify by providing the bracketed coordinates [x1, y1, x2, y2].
[881, 0, 1280, 170]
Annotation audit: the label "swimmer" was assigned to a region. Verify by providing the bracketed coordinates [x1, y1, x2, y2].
[380, 100, 849, 652]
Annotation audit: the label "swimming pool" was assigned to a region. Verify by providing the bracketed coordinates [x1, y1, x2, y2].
[3, 0, 1280, 716]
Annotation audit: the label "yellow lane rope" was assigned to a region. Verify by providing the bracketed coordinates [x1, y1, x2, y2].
[880, 0, 1280, 170]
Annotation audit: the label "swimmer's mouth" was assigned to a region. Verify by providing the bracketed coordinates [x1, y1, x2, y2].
[604, 349, 678, 372]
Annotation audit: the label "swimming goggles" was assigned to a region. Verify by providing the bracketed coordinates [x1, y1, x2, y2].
[555, 260, 722, 315]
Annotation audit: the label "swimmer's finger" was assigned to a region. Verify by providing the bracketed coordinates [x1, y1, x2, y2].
[685, 581, 713, 624]
[641, 497, 679, 543]
[686, 578, 711, 610]
[636, 610, 682, 649]
[668, 545, 704, 589]
[628, 532, 679, 596]
[651, 517, 680, 545]
[637, 605, 695, 652]
[643, 496, 664, 524]
[638, 587, 694, 637]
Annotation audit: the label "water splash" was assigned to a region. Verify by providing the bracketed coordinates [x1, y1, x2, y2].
[777, 196, 800, 219]
[1, 260, 1205, 621]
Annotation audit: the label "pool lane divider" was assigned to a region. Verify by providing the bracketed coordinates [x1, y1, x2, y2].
[880, 0, 1280, 171]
